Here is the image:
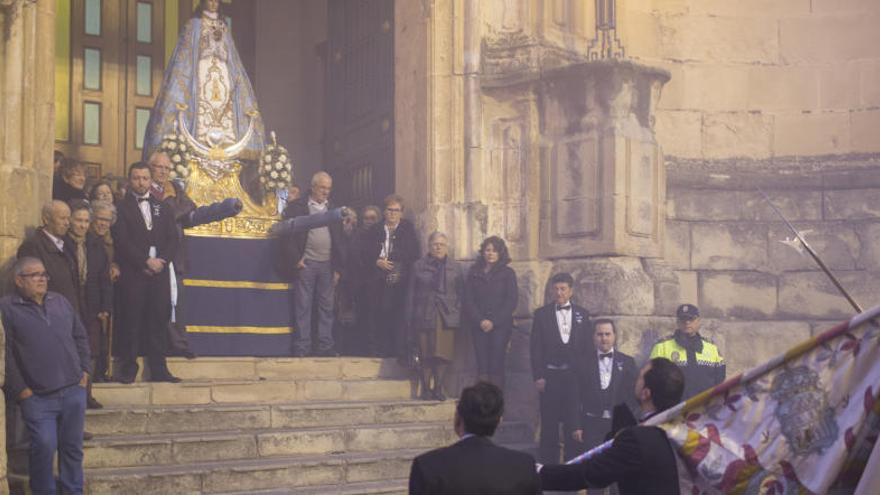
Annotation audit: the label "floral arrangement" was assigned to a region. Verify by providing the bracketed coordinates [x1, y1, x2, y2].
[259, 131, 293, 192]
[159, 127, 192, 181]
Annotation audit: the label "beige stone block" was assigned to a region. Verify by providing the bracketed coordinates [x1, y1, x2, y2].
[818, 63, 861, 110]
[346, 456, 412, 483]
[210, 381, 298, 403]
[851, 109, 880, 153]
[768, 223, 860, 272]
[84, 439, 172, 469]
[824, 189, 880, 220]
[702, 112, 774, 159]
[556, 258, 655, 315]
[689, 0, 812, 16]
[622, 9, 662, 60]
[299, 379, 344, 401]
[0, 167, 38, 238]
[659, 15, 778, 64]
[675, 271, 698, 306]
[203, 460, 342, 492]
[811, 0, 880, 13]
[146, 406, 271, 434]
[702, 320, 811, 376]
[86, 409, 150, 436]
[860, 60, 880, 107]
[669, 189, 822, 222]
[168, 358, 257, 381]
[347, 425, 455, 452]
[92, 384, 151, 406]
[86, 472, 203, 495]
[255, 359, 342, 380]
[779, 271, 880, 318]
[780, 14, 880, 64]
[857, 223, 880, 270]
[664, 220, 691, 269]
[343, 379, 412, 401]
[272, 403, 374, 429]
[151, 383, 212, 406]
[257, 429, 345, 457]
[341, 358, 406, 379]
[700, 272, 778, 318]
[748, 65, 819, 111]
[172, 434, 259, 463]
[691, 223, 769, 271]
[774, 111, 850, 156]
[373, 401, 455, 424]
[655, 110, 702, 158]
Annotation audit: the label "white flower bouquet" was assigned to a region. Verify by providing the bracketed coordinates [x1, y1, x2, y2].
[159, 131, 192, 181]
[259, 131, 293, 193]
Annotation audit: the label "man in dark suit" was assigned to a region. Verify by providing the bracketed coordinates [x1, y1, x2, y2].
[409, 381, 540, 495]
[112, 162, 180, 384]
[17, 200, 80, 314]
[530, 272, 591, 464]
[540, 357, 685, 495]
[570, 318, 639, 456]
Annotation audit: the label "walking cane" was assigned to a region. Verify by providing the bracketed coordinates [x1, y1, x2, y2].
[104, 314, 113, 380]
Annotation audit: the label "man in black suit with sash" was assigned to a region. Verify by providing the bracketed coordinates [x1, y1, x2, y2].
[571, 318, 639, 456]
[408, 381, 540, 495]
[112, 162, 180, 384]
[540, 358, 685, 495]
[530, 272, 591, 464]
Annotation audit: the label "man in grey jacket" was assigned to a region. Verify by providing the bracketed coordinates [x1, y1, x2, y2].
[1, 257, 91, 495]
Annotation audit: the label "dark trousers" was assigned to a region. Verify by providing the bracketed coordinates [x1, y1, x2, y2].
[20, 384, 86, 495]
[369, 280, 406, 358]
[293, 259, 335, 353]
[471, 324, 511, 388]
[538, 368, 578, 463]
[117, 270, 171, 379]
[582, 414, 613, 452]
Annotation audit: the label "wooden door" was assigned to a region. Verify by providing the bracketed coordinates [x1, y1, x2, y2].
[324, 0, 395, 208]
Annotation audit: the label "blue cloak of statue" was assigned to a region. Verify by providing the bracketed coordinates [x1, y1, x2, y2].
[142, 16, 266, 161]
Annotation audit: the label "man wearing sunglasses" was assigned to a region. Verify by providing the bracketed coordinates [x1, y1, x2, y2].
[648, 304, 725, 401]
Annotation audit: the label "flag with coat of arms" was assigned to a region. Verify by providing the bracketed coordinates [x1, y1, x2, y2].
[643, 304, 880, 494]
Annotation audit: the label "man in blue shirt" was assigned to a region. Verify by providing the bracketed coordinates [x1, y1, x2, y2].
[1, 257, 91, 495]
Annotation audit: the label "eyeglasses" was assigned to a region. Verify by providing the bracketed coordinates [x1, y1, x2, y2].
[95, 217, 113, 223]
[20, 272, 50, 280]
[385, 207, 402, 213]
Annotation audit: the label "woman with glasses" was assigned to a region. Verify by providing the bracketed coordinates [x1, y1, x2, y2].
[361, 194, 420, 359]
[463, 236, 518, 389]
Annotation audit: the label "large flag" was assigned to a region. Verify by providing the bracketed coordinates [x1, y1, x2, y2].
[645, 305, 880, 494]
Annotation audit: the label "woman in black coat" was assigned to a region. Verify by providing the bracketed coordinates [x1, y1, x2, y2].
[462, 236, 518, 389]
[67, 201, 113, 406]
[361, 195, 420, 358]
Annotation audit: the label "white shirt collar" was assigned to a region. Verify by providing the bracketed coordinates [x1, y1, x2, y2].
[308, 197, 327, 209]
[555, 300, 571, 310]
[597, 348, 614, 357]
[42, 229, 64, 251]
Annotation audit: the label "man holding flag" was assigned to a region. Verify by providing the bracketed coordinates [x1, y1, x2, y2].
[539, 357, 684, 494]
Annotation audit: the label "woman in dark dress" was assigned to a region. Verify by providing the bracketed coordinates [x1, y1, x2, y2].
[463, 236, 518, 389]
[361, 195, 420, 359]
[53, 158, 88, 204]
[406, 232, 464, 400]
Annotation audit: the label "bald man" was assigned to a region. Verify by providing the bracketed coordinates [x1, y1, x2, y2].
[17, 200, 81, 314]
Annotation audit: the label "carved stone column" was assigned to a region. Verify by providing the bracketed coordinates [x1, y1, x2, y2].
[538, 60, 670, 259]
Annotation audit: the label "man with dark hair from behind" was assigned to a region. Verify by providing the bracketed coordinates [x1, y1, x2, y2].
[409, 381, 540, 495]
[540, 357, 685, 495]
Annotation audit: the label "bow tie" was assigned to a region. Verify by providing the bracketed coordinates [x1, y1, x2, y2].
[138, 197, 150, 203]
[556, 304, 571, 311]
[599, 352, 613, 360]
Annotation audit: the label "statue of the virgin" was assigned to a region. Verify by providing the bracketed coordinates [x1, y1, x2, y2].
[143, 0, 276, 233]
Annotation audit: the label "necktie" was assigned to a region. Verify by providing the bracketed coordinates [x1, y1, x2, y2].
[75, 240, 87, 286]
[556, 304, 571, 311]
[599, 352, 613, 360]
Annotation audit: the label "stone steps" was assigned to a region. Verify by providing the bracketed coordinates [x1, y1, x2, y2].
[86, 399, 456, 436]
[8, 358, 537, 494]
[92, 377, 413, 407]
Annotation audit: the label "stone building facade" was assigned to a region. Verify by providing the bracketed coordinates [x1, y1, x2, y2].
[1, 0, 879, 482]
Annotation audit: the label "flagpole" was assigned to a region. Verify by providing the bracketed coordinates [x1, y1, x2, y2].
[758, 188, 863, 313]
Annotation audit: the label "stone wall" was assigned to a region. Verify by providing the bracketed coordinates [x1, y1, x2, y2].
[620, 0, 880, 159]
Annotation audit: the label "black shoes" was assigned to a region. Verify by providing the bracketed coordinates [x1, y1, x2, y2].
[87, 396, 104, 409]
[149, 373, 182, 383]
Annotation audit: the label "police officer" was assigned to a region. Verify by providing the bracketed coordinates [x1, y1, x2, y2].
[649, 304, 725, 400]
